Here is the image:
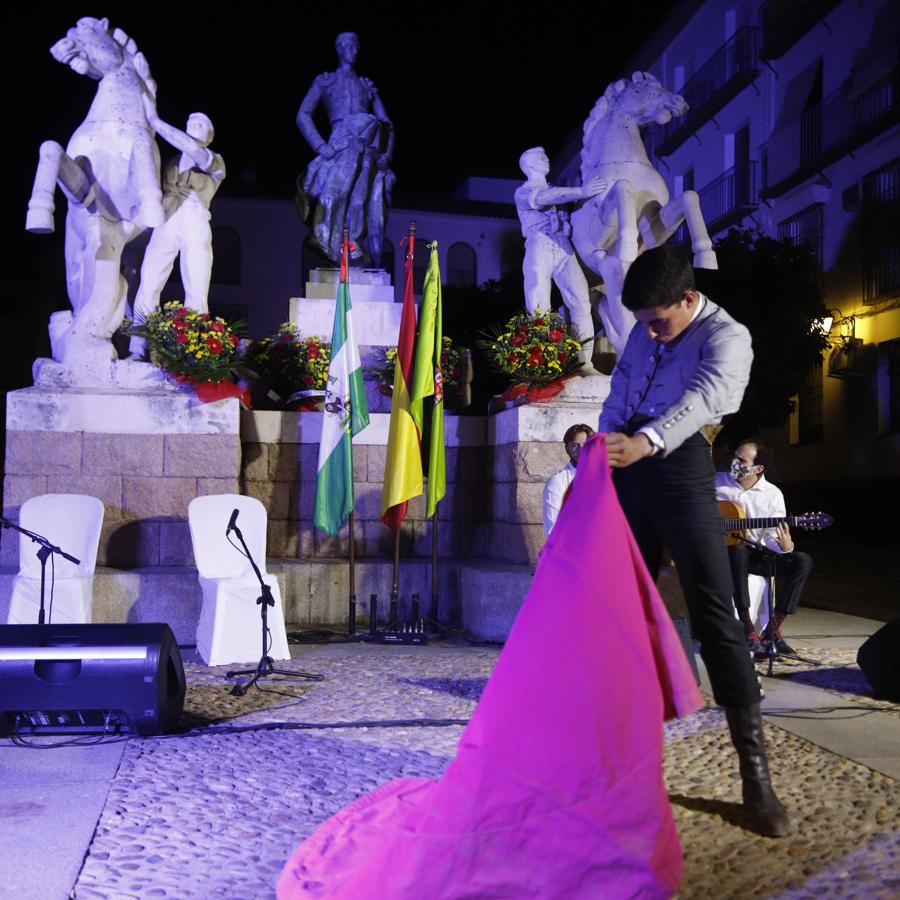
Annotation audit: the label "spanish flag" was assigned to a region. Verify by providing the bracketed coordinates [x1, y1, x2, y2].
[410, 242, 446, 518]
[380, 231, 423, 529]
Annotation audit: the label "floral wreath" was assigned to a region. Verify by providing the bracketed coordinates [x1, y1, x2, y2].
[366, 336, 464, 397]
[130, 302, 243, 384]
[479, 308, 583, 386]
[244, 323, 330, 404]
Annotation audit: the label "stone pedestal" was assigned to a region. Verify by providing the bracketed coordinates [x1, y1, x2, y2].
[289, 267, 400, 346]
[487, 384, 609, 566]
[3, 386, 241, 570]
[289, 268, 402, 413]
[2, 374, 623, 641]
[459, 561, 535, 641]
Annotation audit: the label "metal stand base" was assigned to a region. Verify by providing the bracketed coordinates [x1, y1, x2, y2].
[227, 656, 322, 697]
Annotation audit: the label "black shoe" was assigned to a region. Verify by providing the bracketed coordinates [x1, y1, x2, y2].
[724, 704, 791, 837]
[746, 632, 765, 659]
[773, 631, 795, 655]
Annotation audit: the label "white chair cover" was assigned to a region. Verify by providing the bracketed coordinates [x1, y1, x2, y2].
[747, 573, 771, 632]
[6, 494, 105, 625]
[188, 494, 290, 666]
[732, 573, 771, 633]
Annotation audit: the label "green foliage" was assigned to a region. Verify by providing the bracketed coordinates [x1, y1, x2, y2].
[695, 229, 830, 443]
[443, 274, 533, 410]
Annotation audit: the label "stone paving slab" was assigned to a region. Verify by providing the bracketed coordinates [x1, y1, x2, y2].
[0, 740, 126, 900]
[1, 781, 121, 900]
[61, 637, 900, 899]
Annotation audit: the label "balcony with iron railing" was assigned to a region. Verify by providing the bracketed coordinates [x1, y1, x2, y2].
[647, 28, 760, 158]
[668, 162, 759, 246]
[699, 161, 760, 233]
[761, 63, 900, 198]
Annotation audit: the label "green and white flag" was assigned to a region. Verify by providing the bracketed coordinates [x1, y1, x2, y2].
[313, 244, 370, 536]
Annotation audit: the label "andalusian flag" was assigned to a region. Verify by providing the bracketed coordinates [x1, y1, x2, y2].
[410, 242, 446, 518]
[380, 232, 423, 529]
[313, 239, 370, 536]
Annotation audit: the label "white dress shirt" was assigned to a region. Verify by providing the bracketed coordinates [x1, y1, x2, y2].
[715, 472, 786, 552]
[543, 463, 576, 535]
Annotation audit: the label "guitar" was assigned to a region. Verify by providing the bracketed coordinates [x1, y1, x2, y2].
[718, 500, 833, 546]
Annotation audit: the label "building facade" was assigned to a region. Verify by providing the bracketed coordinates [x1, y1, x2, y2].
[557, 0, 900, 496]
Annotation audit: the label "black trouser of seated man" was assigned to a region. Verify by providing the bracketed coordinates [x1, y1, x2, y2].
[728, 544, 813, 617]
[728, 543, 813, 656]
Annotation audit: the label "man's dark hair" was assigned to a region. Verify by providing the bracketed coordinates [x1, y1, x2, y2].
[622, 244, 696, 311]
[738, 438, 773, 472]
[564, 423, 594, 445]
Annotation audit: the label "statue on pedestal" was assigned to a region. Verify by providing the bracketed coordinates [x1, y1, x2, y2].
[570, 72, 718, 355]
[515, 147, 607, 373]
[296, 32, 395, 267]
[129, 103, 226, 360]
[25, 17, 164, 372]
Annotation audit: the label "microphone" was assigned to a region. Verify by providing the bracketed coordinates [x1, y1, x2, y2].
[226, 508, 240, 535]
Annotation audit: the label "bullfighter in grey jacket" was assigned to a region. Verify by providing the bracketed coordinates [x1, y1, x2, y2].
[599, 244, 790, 837]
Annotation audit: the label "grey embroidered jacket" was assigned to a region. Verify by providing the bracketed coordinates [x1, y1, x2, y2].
[598, 295, 752, 455]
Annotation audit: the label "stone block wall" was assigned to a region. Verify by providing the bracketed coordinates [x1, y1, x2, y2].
[486, 404, 604, 565]
[2, 384, 609, 633]
[239, 411, 489, 564]
[488, 442, 568, 565]
[2, 388, 240, 569]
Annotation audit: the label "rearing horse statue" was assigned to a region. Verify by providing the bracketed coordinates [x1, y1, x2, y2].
[26, 17, 163, 374]
[571, 72, 717, 355]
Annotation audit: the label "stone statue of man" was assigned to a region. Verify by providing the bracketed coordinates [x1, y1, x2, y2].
[129, 101, 225, 359]
[296, 32, 395, 267]
[515, 147, 607, 372]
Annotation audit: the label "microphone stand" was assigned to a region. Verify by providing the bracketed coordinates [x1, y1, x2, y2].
[734, 534, 819, 676]
[0, 515, 81, 625]
[224, 518, 322, 696]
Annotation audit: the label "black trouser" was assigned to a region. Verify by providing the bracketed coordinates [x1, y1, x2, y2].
[728, 545, 813, 617]
[613, 434, 761, 709]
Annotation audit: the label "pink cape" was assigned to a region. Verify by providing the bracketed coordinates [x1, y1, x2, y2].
[278, 437, 703, 899]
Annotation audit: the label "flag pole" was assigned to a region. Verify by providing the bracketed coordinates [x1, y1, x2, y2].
[388, 220, 416, 626]
[342, 226, 359, 636]
[411, 239, 447, 634]
[390, 526, 401, 626]
[349, 508, 357, 636]
[314, 219, 369, 637]
[430, 512, 438, 623]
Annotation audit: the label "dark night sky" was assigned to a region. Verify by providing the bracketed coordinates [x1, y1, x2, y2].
[4, 6, 677, 210]
[0, 4, 675, 383]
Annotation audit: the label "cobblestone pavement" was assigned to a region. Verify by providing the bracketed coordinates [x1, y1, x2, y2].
[72, 637, 899, 899]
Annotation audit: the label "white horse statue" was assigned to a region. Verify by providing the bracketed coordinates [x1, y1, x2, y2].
[26, 17, 164, 374]
[571, 72, 717, 355]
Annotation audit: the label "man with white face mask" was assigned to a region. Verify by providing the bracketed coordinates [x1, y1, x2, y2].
[716, 439, 814, 657]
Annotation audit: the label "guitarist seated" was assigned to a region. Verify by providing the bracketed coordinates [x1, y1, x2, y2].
[715, 439, 813, 657]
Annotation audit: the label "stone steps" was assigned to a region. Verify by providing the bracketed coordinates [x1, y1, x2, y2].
[1, 558, 468, 644]
[0, 561, 688, 646]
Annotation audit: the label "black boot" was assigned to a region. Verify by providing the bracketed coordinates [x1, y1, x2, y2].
[724, 704, 791, 837]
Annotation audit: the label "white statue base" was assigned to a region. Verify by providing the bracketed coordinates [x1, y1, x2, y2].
[290, 267, 401, 346]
